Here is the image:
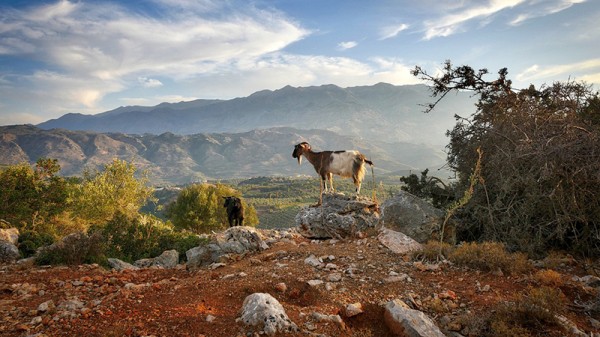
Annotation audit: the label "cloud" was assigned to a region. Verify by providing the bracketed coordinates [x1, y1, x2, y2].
[423, 0, 525, 40]
[337, 41, 358, 50]
[379, 23, 409, 40]
[0, 0, 309, 118]
[516, 58, 600, 84]
[138, 77, 163, 88]
[509, 0, 587, 26]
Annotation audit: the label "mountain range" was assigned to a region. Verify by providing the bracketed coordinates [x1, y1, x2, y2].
[1, 83, 476, 184]
[37, 83, 475, 146]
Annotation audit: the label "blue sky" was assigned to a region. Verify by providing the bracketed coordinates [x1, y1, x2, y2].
[0, 0, 598, 125]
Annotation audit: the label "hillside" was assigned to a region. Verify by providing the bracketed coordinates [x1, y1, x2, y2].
[1, 232, 598, 337]
[37, 83, 476, 146]
[0, 125, 448, 185]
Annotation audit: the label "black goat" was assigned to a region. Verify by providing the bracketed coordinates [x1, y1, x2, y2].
[223, 196, 244, 227]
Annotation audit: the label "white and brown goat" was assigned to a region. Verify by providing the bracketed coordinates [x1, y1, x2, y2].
[292, 142, 373, 200]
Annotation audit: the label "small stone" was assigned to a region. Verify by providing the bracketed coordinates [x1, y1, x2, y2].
[307, 280, 324, 287]
[344, 303, 363, 317]
[206, 314, 216, 322]
[327, 273, 342, 282]
[274, 283, 287, 292]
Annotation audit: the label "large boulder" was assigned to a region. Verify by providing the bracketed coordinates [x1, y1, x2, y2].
[0, 240, 20, 264]
[0, 227, 20, 264]
[186, 226, 268, 269]
[384, 299, 446, 337]
[295, 193, 380, 239]
[238, 293, 299, 335]
[380, 191, 446, 243]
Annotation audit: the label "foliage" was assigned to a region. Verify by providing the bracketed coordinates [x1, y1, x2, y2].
[17, 230, 55, 258]
[484, 286, 566, 336]
[93, 212, 204, 263]
[35, 231, 106, 266]
[166, 183, 258, 234]
[69, 159, 155, 226]
[399, 169, 456, 208]
[413, 61, 600, 257]
[0, 158, 69, 232]
[448, 241, 531, 275]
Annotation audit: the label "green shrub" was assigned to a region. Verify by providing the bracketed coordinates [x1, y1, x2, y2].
[36, 231, 105, 266]
[96, 212, 204, 263]
[18, 230, 55, 258]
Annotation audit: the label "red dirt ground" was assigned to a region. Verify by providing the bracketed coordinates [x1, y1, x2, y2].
[1, 235, 599, 337]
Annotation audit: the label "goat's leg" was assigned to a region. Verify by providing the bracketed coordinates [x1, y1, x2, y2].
[328, 173, 334, 192]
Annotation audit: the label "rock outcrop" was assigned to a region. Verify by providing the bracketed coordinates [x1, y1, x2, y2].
[186, 226, 269, 269]
[380, 191, 447, 243]
[295, 193, 380, 239]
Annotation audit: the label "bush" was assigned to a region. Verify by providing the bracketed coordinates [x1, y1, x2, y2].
[412, 240, 453, 262]
[414, 62, 600, 257]
[35, 232, 105, 266]
[96, 212, 203, 263]
[487, 286, 566, 336]
[448, 241, 531, 275]
[18, 230, 55, 258]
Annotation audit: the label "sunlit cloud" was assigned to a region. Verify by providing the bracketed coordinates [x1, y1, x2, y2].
[516, 58, 600, 83]
[423, 0, 525, 40]
[0, 0, 309, 117]
[337, 41, 358, 50]
[379, 23, 409, 40]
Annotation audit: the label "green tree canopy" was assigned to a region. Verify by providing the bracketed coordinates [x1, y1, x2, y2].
[69, 159, 155, 226]
[413, 61, 600, 256]
[0, 158, 68, 231]
[166, 183, 258, 234]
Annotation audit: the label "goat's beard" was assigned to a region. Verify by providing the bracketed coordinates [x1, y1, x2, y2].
[297, 156, 302, 165]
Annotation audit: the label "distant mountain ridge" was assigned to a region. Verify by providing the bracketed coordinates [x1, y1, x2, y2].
[0, 125, 447, 185]
[37, 83, 476, 146]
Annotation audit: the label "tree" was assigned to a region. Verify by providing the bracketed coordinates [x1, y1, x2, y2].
[70, 159, 155, 226]
[400, 169, 456, 208]
[0, 158, 69, 232]
[413, 61, 600, 256]
[166, 183, 258, 234]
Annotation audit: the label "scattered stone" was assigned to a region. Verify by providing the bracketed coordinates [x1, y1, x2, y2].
[0, 240, 20, 264]
[238, 293, 298, 335]
[274, 283, 287, 292]
[311, 312, 346, 330]
[304, 255, 323, 268]
[344, 303, 363, 317]
[327, 273, 342, 282]
[307, 280, 324, 287]
[384, 299, 445, 337]
[206, 314, 216, 322]
[37, 300, 55, 313]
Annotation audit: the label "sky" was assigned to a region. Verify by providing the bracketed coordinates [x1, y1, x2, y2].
[0, 0, 598, 126]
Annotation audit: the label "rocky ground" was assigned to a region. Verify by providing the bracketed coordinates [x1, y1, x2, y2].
[1, 230, 599, 337]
